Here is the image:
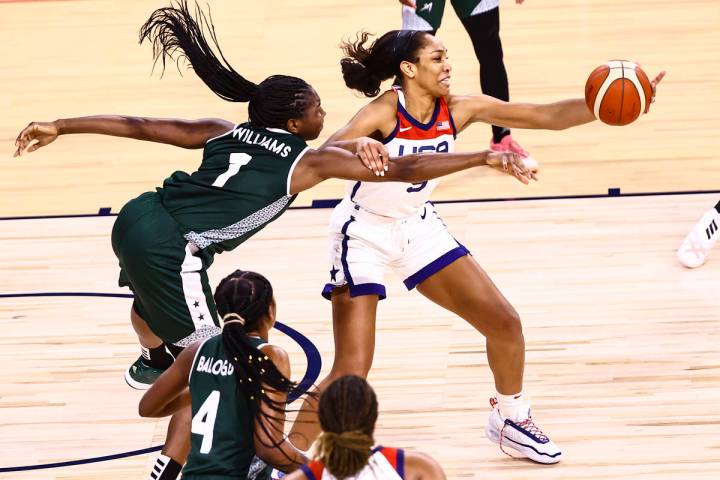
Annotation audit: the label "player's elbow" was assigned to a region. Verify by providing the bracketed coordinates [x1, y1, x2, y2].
[254, 441, 292, 470]
[138, 397, 159, 418]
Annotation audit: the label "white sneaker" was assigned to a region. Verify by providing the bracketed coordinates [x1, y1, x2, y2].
[677, 207, 720, 268]
[485, 398, 562, 464]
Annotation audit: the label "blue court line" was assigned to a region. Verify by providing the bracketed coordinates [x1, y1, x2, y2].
[1, 188, 718, 221]
[0, 292, 322, 473]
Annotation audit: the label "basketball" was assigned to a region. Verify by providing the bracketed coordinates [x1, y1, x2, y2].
[585, 60, 653, 126]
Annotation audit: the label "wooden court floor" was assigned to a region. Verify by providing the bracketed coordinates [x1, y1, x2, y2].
[1, 195, 719, 479]
[1, 0, 719, 479]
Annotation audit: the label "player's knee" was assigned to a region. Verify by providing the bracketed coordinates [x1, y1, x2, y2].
[487, 307, 523, 340]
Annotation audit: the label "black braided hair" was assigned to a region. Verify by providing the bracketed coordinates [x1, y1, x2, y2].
[139, 1, 314, 129]
[340, 30, 430, 97]
[214, 270, 297, 462]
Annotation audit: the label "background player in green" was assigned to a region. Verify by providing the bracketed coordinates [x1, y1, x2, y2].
[399, 0, 533, 161]
[139, 269, 304, 479]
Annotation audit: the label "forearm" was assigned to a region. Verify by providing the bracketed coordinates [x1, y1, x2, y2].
[54, 115, 231, 148]
[56, 115, 160, 140]
[387, 150, 492, 183]
[152, 390, 191, 417]
[258, 438, 308, 473]
[539, 98, 596, 130]
[322, 138, 358, 153]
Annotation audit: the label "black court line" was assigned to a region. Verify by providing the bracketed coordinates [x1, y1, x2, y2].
[1, 189, 718, 221]
[0, 446, 164, 473]
[0, 292, 322, 473]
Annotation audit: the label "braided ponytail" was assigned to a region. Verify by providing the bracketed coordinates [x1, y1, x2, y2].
[214, 270, 296, 460]
[140, 1, 314, 129]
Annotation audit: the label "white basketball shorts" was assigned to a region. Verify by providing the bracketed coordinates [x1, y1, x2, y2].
[321, 198, 470, 300]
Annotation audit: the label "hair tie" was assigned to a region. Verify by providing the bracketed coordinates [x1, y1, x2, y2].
[319, 430, 373, 452]
[222, 312, 246, 326]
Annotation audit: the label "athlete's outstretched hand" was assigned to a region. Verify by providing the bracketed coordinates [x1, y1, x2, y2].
[355, 137, 389, 177]
[645, 70, 666, 114]
[14, 121, 58, 157]
[486, 151, 538, 184]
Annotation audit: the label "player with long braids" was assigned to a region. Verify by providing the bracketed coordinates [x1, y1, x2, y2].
[285, 375, 446, 480]
[139, 269, 304, 479]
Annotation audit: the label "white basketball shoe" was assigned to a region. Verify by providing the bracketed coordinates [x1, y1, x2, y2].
[485, 397, 562, 464]
[677, 206, 720, 268]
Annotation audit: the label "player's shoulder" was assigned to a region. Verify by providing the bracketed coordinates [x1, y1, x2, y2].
[365, 89, 400, 115]
[258, 343, 291, 376]
[403, 450, 446, 479]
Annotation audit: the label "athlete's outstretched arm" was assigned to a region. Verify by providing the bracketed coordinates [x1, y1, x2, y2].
[449, 70, 665, 132]
[13, 116, 234, 156]
[450, 95, 594, 133]
[138, 342, 199, 418]
[289, 145, 534, 194]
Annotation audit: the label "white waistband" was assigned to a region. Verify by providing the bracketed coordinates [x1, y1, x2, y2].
[340, 197, 428, 224]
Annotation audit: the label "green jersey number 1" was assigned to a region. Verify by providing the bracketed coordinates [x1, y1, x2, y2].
[212, 153, 252, 187]
[191, 390, 221, 454]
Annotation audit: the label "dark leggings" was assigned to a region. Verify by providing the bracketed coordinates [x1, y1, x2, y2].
[459, 7, 511, 143]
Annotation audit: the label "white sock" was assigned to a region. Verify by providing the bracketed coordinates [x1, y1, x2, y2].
[497, 391, 530, 422]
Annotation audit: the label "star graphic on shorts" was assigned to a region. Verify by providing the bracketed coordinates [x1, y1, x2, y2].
[198, 313, 204, 321]
[330, 266, 339, 281]
[193, 300, 200, 308]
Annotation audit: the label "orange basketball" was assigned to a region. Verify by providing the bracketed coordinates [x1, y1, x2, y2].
[585, 60, 653, 126]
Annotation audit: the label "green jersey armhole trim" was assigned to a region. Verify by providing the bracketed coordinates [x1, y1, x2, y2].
[287, 146, 311, 195]
[188, 337, 213, 384]
[205, 124, 240, 144]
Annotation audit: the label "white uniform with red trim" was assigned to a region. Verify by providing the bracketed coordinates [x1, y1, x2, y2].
[346, 89, 455, 219]
[300, 446, 404, 480]
[322, 88, 470, 299]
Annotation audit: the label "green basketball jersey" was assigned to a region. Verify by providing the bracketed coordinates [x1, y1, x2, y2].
[157, 123, 309, 257]
[184, 334, 272, 480]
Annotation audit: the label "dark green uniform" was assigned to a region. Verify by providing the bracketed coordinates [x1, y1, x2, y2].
[184, 335, 272, 480]
[111, 124, 309, 345]
[408, 0, 497, 30]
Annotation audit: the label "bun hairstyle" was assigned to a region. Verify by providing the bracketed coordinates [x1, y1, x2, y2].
[340, 30, 428, 97]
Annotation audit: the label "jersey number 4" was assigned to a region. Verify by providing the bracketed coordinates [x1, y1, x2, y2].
[212, 153, 253, 187]
[191, 390, 220, 454]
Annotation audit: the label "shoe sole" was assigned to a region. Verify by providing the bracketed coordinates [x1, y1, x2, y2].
[124, 369, 153, 390]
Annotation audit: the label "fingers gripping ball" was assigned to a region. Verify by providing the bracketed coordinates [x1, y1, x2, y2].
[585, 60, 653, 126]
